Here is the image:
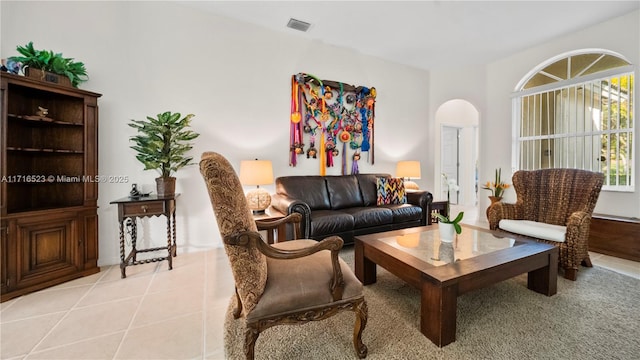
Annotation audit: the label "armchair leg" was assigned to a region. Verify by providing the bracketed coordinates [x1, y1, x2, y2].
[353, 299, 368, 358]
[233, 287, 242, 319]
[564, 268, 578, 281]
[581, 257, 593, 267]
[244, 326, 259, 360]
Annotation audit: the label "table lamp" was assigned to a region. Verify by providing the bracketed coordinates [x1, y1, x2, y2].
[396, 160, 421, 190]
[239, 159, 274, 214]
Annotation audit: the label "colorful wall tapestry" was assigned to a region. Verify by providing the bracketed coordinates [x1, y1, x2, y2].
[289, 73, 376, 175]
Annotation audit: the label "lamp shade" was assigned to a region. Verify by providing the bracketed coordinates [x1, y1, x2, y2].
[239, 159, 274, 214]
[239, 160, 274, 186]
[396, 161, 421, 190]
[396, 161, 421, 179]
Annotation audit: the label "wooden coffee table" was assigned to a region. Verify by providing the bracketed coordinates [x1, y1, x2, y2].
[354, 224, 558, 347]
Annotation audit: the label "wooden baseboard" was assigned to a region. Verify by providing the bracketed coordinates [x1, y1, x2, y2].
[589, 214, 640, 262]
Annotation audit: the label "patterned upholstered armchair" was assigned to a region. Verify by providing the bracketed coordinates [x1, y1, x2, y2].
[488, 168, 604, 281]
[199, 152, 367, 359]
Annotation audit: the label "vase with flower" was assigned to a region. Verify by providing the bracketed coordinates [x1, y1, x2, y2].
[436, 174, 464, 242]
[483, 168, 511, 219]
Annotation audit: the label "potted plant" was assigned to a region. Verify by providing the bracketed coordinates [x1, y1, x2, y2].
[434, 211, 464, 242]
[8, 42, 88, 87]
[482, 168, 511, 202]
[129, 111, 200, 197]
[436, 174, 464, 242]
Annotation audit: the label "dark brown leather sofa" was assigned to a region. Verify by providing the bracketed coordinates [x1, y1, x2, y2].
[271, 174, 433, 244]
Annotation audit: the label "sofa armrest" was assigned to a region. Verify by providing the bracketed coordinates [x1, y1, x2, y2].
[406, 190, 433, 226]
[271, 193, 312, 238]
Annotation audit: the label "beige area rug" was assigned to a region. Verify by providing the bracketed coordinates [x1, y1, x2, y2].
[224, 249, 640, 359]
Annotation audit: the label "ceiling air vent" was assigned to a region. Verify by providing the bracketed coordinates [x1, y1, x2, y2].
[287, 18, 311, 32]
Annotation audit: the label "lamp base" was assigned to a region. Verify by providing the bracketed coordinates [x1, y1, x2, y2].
[246, 188, 271, 213]
[404, 180, 419, 190]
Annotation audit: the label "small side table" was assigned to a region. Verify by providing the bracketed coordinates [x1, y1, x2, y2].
[253, 207, 286, 244]
[428, 201, 449, 225]
[110, 194, 179, 278]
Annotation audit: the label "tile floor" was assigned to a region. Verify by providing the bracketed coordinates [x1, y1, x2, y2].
[1, 216, 638, 359]
[1, 250, 234, 360]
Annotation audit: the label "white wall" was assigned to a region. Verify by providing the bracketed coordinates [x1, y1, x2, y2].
[483, 10, 640, 218]
[1, 1, 431, 265]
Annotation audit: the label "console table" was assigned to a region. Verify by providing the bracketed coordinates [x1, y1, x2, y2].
[253, 207, 287, 244]
[110, 194, 179, 278]
[428, 200, 449, 225]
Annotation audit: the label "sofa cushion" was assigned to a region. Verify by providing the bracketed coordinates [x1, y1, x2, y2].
[380, 204, 422, 223]
[310, 210, 355, 236]
[248, 239, 363, 321]
[276, 176, 330, 210]
[376, 177, 407, 205]
[499, 219, 566, 243]
[341, 207, 394, 229]
[357, 174, 389, 206]
[326, 175, 364, 210]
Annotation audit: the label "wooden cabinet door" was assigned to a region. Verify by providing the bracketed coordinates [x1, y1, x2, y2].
[79, 209, 98, 270]
[14, 213, 79, 290]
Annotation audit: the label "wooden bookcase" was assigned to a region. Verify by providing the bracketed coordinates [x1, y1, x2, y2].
[1, 72, 101, 302]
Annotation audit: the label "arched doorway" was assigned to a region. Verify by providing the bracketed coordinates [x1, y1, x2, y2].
[435, 99, 480, 221]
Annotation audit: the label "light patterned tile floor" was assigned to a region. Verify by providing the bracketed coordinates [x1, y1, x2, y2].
[1, 214, 638, 359]
[1, 250, 234, 360]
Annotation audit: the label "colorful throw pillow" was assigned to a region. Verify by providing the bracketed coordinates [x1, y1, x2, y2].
[376, 177, 407, 205]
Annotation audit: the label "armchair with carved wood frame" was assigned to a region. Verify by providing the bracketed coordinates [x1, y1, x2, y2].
[200, 152, 367, 359]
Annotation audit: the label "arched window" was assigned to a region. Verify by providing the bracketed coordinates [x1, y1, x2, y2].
[513, 50, 634, 191]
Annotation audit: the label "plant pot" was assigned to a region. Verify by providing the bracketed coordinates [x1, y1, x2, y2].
[156, 177, 176, 197]
[25, 68, 72, 87]
[438, 222, 456, 243]
[486, 196, 503, 221]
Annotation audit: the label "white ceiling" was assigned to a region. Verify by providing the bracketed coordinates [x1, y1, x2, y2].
[181, 0, 640, 71]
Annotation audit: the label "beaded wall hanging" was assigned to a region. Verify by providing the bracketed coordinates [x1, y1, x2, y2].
[289, 72, 376, 175]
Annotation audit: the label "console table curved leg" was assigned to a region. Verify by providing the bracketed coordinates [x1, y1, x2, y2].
[119, 221, 127, 279]
[166, 215, 173, 270]
[172, 210, 177, 257]
[130, 219, 137, 262]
